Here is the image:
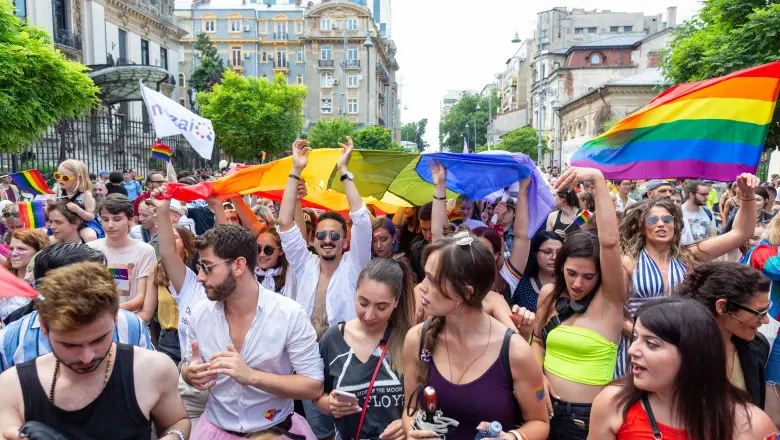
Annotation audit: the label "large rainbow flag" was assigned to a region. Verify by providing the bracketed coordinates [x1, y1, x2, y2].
[572, 60, 780, 181]
[5, 170, 53, 195]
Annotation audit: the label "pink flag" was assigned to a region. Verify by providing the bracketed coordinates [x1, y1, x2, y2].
[0, 265, 38, 298]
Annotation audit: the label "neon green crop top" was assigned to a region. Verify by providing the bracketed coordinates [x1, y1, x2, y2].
[544, 325, 618, 386]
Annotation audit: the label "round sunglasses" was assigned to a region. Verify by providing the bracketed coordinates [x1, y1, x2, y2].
[54, 172, 75, 182]
[315, 231, 342, 241]
[258, 245, 278, 256]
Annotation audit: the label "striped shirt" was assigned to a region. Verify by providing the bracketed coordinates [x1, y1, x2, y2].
[0, 310, 153, 372]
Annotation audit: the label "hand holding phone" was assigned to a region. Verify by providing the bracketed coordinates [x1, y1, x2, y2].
[329, 390, 362, 418]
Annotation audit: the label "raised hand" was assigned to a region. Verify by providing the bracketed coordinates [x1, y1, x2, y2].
[337, 136, 354, 173]
[510, 305, 535, 340]
[209, 344, 254, 386]
[148, 185, 171, 211]
[519, 176, 531, 192]
[554, 167, 604, 192]
[429, 160, 447, 187]
[291, 139, 311, 172]
[735, 173, 759, 198]
[187, 340, 216, 391]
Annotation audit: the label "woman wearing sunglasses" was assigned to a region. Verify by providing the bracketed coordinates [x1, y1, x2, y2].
[675, 261, 771, 409]
[615, 174, 759, 377]
[51, 159, 104, 242]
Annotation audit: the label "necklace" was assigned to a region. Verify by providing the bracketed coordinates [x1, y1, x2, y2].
[49, 345, 114, 404]
[444, 315, 492, 384]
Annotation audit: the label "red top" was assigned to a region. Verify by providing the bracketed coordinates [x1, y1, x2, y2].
[617, 401, 688, 440]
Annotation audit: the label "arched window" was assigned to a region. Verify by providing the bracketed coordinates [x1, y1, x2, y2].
[590, 54, 601, 64]
[178, 73, 186, 87]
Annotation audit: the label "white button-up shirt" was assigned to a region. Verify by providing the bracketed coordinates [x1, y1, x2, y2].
[183, 284, 324, 433]
[278, 205, 372, 326]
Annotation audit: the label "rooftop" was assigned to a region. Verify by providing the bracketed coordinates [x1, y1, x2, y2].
[607, 68, 668, 86]
[175, 0, 313, 11]
[570, 33, 647, 49]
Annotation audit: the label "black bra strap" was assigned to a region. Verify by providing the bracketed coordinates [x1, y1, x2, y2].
[641, 395, 663, 439]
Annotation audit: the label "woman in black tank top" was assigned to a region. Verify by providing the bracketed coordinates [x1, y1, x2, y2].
[547, 187, 581, 237]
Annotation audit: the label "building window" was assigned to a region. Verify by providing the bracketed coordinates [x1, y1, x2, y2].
[321, 97, 332, 113]
[260, 21, 267, 34]
[262, 48, 267, 62]
[160, 47, 168, 69]
[348, 72, 358, 88]
[118, 29, 127, 61]
[610, 26, 619, 32]
[297, 49, 303, 63]
[277, 50, 287, 67]
[590, 53, 602, 65]
[296, 21, 303, 33]
[553, 61, 560, 70]
[180, 99, 186, 106]
[321, 71, 333, 87]
[346, 18, 358, 30]
[262, 73, 268, 79]
[623, 25, 633, 32]
[276, 21, 287, 38]
[347, 45, 358, 61]
[141, 39, 150, 65]
[348, 98, 358, 114]
[178, 73, 186, 87]
[574, 28, 583, 35]
[204, 19, 215, 33]
[232, 47, 242, 66]
[320, 18, 331, 30]
[321, 45, 332, 60]
[540, 29, 547, 39]
[297, 74, 303, 84]
[13, 0, 26, 22]
[587, 27, 597, 34]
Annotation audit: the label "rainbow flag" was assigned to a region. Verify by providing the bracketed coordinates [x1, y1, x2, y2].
[18, 201, 46, 229]
[152, 142, 172, 162]
[573, 210, 591, 226]
[135, 176, 145, 183]
[572, 60, 780, 181]
[5, 170, 53, 195]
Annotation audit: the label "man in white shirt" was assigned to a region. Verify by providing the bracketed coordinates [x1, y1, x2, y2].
[681, 179, 717, 243]
[614, 180, 637, 213]
[181, 224, 323, 440]
[87, 194, 156, 313]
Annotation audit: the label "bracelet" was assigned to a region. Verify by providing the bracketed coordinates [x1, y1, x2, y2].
[433, 194, 446, 201]
[289, 173, 301, 181]
[510, 430, 528, 440]
[740, 196, 756, 201]
[165, 429, 185, 440]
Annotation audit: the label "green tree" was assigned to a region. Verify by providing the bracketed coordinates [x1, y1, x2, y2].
[191, 33, 225, 92]
[399, 119, 429, 151]
[438, 91, 500, 152]
[660, 0, 780, 149]
[353, 125, 394, 150]
[307, 118, 357, 149]
[476, 127, 547, 157]
[197, 71, 306, 161]
[0, 2, 99, 152]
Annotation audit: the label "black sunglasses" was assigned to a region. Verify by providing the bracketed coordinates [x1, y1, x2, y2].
[2, 212, 19, 218]
[315, 231, 341, 241]
[259, 245, 278, 256]
[646, 215, 674, 226]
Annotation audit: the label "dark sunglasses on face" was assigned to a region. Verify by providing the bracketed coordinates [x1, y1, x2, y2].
[645, 215, 674, 226]
[259, 245, 278, 256]
[315, 231, 341, 241]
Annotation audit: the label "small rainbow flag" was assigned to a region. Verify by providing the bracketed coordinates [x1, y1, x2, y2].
[18, 201, 46, 229]
[572, 60, 780, 181]
[573, 210, 591, 226]
[152, 142, 172, 162]
[135, 176, 145, 183]
[5, 170, 53, 195]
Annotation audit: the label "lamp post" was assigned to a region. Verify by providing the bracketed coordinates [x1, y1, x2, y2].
[474, 103, 480, 149]
[535, 14, 544, 165]
[552, 101, 563, 168]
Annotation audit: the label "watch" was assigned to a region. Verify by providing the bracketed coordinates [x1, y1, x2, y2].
[340, 171, 354, 182]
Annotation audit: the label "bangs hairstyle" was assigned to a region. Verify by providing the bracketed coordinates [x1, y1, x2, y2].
[524, 231, 564, 278]
[614, 297, 751, 440]
[99, 193, 134, 219]
[59, 159, 92, 192]
[36, 262, 119, 332]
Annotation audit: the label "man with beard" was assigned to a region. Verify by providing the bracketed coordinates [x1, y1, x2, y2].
[681, 179, 717, 243]
[129, 200, 159, 255]
[0, 262, 189, 440]
[180, 224, 323, 440]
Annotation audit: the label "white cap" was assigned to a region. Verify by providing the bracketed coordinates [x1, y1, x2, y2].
[219, 160, 228, 169]
[169, 199, 187, 217]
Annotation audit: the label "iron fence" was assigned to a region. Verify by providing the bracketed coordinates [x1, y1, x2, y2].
[0, 112, 223, 182]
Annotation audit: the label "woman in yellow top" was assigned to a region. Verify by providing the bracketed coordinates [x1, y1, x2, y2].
[140, 224, 197, 364]
[532, 167, 626, 440]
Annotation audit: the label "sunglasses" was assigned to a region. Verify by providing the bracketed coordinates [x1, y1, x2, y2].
[645, 215, 674, 226]
[259, 245, 278, 256]
[54, 172, 75, 182]
[727, 300, 772, 321]
[2, 212, 19, 218]
[196, 258, 232, 275]
[315, 231, 342, 241]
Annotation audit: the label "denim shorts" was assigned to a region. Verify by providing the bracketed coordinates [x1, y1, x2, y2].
[302, 399, 335, 439]
[158, 329, 181, 365]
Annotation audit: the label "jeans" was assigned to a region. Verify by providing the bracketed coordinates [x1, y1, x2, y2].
[548, 397, 592, 440]
[302, 399, 335, 439]
[158, 329, 181, 365]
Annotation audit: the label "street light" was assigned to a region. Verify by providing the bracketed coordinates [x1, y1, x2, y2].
[511, 30, 521, 43]
[473, 103, 480, 149]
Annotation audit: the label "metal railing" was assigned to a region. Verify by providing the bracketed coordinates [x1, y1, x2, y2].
[376, 62, 390, 80]
[273, 32, 289, 40]
[318, 59, 334, 67]
[274, 59, 289, 68]
[53, 28, 82, 50]
[346, 59, 360, 68]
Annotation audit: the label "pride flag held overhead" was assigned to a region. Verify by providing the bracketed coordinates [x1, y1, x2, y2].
[18, 201, 46, 229]
[572, 60, 780, 181]
[4, 170, 53, 195]
[152, 141, 172, 162]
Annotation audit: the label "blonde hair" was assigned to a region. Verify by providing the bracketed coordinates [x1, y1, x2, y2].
[36, 262, 119, 332]
[765, 214, 780, 246]
[252, 204, 275, 226]
[59, 159, 92, 192]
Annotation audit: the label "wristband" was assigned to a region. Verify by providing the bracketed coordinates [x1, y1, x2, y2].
[433, 194, 446, 201]
[289, 173, 301, 181]
[165, 429, 185, 440]
[510, 430, 528, 440]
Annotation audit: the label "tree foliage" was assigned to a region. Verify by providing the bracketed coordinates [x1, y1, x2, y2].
[400, 118, 429, 151]
[0, 2, 100, 152]
[438, 91, 500, 152]
[307, 118, 357, 149]
[197, 71, 306, 161]
[191, 33, 225, 93]
[476, 127, 547, 157]
[353, 125, 395, 150]
[660, 0, 780, 149]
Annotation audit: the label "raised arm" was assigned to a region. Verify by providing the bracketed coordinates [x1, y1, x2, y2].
[231, 195, 266, 238]
[278, 139, 310, 232]
[507, 178, 531, 273]
[293, 178, 309, 241]
[208, 197, 228, 226]
[148, 185, 187, 294]
[692, 173, 759, 262]
[337, 136, 362, 212]
[430, 160, 448, 244]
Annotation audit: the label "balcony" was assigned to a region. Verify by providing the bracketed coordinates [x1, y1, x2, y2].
[53, 28, 82, 51]
[273, 32, 289, 40]
[346, 59, 360, 69]
[274, 59, 289, 71]
[318, 59, 335, 69]
[376, 62, 390, 81]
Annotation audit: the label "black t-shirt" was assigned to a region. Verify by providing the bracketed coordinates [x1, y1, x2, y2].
[398, 228, 420, 256]
[410, 240, 428, 282]
[320, 324, 404, 440]
[187, 206, 216, 236]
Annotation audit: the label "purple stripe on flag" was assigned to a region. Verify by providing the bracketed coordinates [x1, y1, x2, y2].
[569, 159, 757, 181]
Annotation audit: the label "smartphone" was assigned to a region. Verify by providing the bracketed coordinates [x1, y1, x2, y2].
[332, 389, 359, 406]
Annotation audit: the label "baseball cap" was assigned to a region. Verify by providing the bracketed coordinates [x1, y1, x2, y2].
[98, 170, 109, 176]
[169, 199, 187, 217]
[646, 179, 673, 191]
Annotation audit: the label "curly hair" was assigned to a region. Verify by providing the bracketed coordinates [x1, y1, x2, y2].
[619, 197, 696, 268]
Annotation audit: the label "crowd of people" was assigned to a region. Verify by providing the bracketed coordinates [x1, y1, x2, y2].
[1, 142, 780, 440]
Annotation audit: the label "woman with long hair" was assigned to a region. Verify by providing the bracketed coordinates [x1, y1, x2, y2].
[589, 297, 777, 439]
[315, 256, 416, 440]
[531, 167, 625, 440]
[51, 159, 103, 241]
[254, 227, 297, 296]
[372, 216, 398, 258]
[252, 204, 276, 231]
[1, 229, 49, 320]
[675, 261, 770, 408]
[616, 174, 759, 377]
[402, 234, 549, 440]
[509, 231, 563, 312]
[546, 186, 581, 237]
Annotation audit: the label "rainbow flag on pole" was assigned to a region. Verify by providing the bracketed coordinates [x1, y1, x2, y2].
[572, 60, 780, 181]
[152, 142, 172, 162]
[573, 210, 591, 226]
[18, 201, 46, 229]
[5, 170, 53, 195]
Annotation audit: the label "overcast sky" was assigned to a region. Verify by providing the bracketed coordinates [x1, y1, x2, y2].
[391, 0, 703, 150]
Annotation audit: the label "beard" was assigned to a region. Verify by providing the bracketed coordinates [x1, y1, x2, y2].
[205, 270, 237, 301]
[51, 342, 112, 374]
[321, 253, 337, 261]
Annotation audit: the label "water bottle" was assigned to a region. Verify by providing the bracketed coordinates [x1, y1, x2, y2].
[475, 421, 502, 440]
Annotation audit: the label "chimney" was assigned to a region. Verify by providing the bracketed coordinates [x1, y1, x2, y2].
[667, 6, 677, 28]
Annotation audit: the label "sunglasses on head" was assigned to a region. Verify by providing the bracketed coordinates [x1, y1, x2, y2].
[259, 245, 278, 256]
[315, 231, 341, 241]
[53, 172, 74, 182]
[645, 215, 675, 226]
